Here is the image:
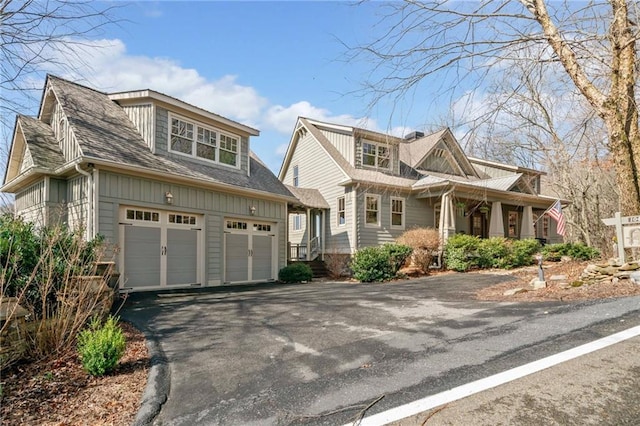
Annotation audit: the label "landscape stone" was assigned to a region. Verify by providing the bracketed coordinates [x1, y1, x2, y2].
[549, 274, 568, 281]
[532, 280, 547, 290]
[619, 263, 640, 271]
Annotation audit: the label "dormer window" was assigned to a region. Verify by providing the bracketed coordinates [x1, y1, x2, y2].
[362, 141, 390, 169]
[169, 113, 239, 168]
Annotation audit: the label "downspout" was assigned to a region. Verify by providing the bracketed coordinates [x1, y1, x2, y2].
[352, 183, 359, 253]
[75, 164, 93, 239]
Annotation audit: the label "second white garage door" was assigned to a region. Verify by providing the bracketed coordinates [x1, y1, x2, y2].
[224, 219, 277, 284]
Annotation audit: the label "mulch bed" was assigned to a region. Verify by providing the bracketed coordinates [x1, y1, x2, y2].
[1, 322, 148, 426]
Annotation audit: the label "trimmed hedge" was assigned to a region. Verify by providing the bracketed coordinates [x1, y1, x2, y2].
[278, 262, 313, 283]
[351, 243, 413, 282]
[444, 235, 542, 271]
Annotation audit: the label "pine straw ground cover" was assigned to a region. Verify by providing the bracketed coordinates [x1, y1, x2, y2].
[1, 322, 148, 426]
[475, 260, 640, 302]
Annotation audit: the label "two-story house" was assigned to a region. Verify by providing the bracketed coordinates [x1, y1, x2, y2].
[2, 75, 296, 291]
[279, 117, 565, 262]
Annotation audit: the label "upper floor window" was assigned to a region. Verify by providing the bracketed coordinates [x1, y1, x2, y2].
[337, 197, 345, 226]
[391, 197, 404, 228]
[293, 165, 299, 187]
[362, 141, 390, 169]
[169, 114, 239, 168]
[365, 194, 380, 227]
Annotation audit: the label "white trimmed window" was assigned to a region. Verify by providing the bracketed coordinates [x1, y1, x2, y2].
[362, 141, 391, 169]
[337, 197, 346, 226]
[169, 114, 240, 168]
[391, 197, 405, 228]
[293, 214, 302, 231]
[293, 165, 299, 187]
[365, 194, 381, 227]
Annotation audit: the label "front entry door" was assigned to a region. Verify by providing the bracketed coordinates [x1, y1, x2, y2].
[470, 212, 488, 238]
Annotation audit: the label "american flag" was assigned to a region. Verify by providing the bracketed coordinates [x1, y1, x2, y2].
[547, 200, 566, 236]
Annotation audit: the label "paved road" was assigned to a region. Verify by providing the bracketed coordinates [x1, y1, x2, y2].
[121, 274, 640, 425]
[392, 336, 640, 425]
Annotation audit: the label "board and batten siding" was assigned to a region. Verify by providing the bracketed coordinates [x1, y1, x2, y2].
[121, 104, 154, 151]
[51, 101, 81, 162]
[15, 180, 46, 225]
[318, 128, 355, 165]
[67, 175, 88, 231]
[97, 170, 287, 286]
[155, 106, 250, 173]
[282, 130, 354, 253]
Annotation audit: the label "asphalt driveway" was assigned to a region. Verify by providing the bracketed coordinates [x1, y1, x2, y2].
[121, 274, 640, 425]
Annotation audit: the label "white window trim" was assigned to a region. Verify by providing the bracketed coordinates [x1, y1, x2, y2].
[361, 140, 392, 170]
[434, 203, 441, 229]
[390, 196, 405, 229]
[293, 214, 302, 231]
[167, 112, 241, 169]
[337, 196, 346, 227]
[293, 165, 299, 187]
[364, 193, 381, 228]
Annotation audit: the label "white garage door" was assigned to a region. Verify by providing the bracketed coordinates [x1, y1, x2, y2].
[224, 219, 276, 284]
[120, 207, 203, 290]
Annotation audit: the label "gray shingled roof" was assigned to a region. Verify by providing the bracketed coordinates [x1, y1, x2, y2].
[398, 129, 446, 168]
[285, 185, 330, 209]
[18, 115, 65, 171]
[48, 76, 293, 198]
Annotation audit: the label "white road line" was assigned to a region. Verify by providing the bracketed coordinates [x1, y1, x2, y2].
[349, 324, 640, 426]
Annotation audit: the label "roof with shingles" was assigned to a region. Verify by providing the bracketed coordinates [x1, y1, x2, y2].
[42, 76, 293, 198]
[18, 115, 65, 171]
[285, 185, 330, 209]
[398, 129, 446, 168]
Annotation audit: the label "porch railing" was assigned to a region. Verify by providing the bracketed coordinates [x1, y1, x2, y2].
[288, 236, 320, 261]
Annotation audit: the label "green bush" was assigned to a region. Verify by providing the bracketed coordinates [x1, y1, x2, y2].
[444, 235, 541, 271]
[507, 239, 542, 268]
[77, 316, 126, 376]
[444, 246, 472, 272]
[477, 237, 510, 269]
[381, 243, 413, 274]
[278, 262, 313, 283]
[0, 214, 104, 315]
[542, 242, 600, 261]
[350, 243, 413, 282]
[443, 234, 480, 271]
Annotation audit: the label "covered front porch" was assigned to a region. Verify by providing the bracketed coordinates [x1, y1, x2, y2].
[285, 186, 330, 262]
[417, 186, 563, 245]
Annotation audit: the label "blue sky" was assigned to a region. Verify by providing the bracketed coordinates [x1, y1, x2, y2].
[7, 1, 465, 174]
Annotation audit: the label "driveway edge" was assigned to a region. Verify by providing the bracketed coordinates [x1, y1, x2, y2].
[130, 322, 170, 426]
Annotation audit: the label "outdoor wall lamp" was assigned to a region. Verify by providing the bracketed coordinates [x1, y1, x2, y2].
[165, 191, 174, 205]
[249, 205, 256, 215]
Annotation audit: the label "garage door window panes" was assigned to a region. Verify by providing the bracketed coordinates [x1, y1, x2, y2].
[253, 223, 271, 232]
[227, 221, 248, 230]
[168, 214, 197, 225]
[126, 209, 160, 222]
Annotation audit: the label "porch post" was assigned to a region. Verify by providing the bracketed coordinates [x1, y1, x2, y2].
[321, 209, 325, 261]
[439, 191, 456, 244]
[306, 207, 311, 261]
[488, 201, 505, 237]
[521, 205, 535, 239]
